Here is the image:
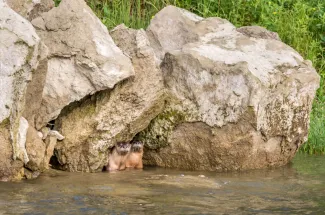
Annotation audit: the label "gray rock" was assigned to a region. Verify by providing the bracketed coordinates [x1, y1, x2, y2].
[24, 168, 40, 179]
[0, 1, 41, 180]
[43, 132, 61, 170]
[18, 117, 29, 164]
[140, 6, 320, 171]
[237, 26, 281, 41]
[146, 5, 203, 62]
[23, 42, 49, 128]
[54, 25, 166, 172]
[31, 0, 134, 129]
[49, 130, 65, 141]
[6, 0, 54, 21]
[0, 2, 319, 178]
[0, 124, 25, 181]
[25, 126, 46, 171]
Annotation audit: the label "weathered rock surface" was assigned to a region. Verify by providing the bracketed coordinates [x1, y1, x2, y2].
[6, 0, 54, 21]
[43, 130, 63, 170]
[140, 6, 320, 171]
[237, 26, 281, 41]
[0, 1, 320, 179]
[22, 42, 48, 128]
[25, 125, 64, 172]
[0, 1, 41, 180]
[31, 0, 134, 129]
[0, 124, 25, 181]
[54, 24, 165, 172]
[25, 126, 46, 171]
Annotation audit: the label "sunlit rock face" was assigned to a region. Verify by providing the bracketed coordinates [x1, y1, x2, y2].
[6, 0, 54, 21]
[0, 1, 320, 180]
[53, 25, 166, 172]
[0, 0, 135, 180]
[30, 0, 134, 129]
[140, 6, 320, 171]
[0, 1, 41, 181]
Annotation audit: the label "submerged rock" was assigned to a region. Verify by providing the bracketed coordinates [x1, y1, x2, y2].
[30, 0, 134, 129]
[54, 25, 165, 172]
[140, 6, 320, 171]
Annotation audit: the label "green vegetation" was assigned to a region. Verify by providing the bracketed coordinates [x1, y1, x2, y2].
[301, 78, 325, 154]
[77, 0, 324, 153]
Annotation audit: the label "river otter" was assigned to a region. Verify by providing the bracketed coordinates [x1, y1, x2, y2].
[106, 142, 131, 171]
[125, 141, 143, 169]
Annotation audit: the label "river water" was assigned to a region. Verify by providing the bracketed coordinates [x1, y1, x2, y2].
[0, 154, 324, 215]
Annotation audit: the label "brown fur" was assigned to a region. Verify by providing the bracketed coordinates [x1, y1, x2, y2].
[125, 141, 143, 169]
[106, 142, 131, 171]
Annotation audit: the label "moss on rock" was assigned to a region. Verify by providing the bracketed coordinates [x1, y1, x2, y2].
[0, 118, 10, 129]
[137, 108, 187, 149]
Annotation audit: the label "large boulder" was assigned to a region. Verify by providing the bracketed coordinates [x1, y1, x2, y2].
[6, 0, 54, 21]
[53, 25, 165, 172]
[30, 0, 134, 129]
[0, 1, 41, 180]
[140, 6, 320, 171]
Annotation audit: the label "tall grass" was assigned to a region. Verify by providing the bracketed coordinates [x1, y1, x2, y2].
[57, 0, 325, 153]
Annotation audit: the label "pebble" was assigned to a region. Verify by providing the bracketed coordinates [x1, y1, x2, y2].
[198, 175, 205, 178]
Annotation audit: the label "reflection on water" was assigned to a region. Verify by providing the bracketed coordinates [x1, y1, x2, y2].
[0, 154, 325, 214]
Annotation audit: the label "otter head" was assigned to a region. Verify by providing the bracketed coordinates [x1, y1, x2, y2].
[115, 142, 131, 156]
[131, 141, 144, 153]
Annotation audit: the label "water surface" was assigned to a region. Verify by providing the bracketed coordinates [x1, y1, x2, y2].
[0, 154, 325, 214]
